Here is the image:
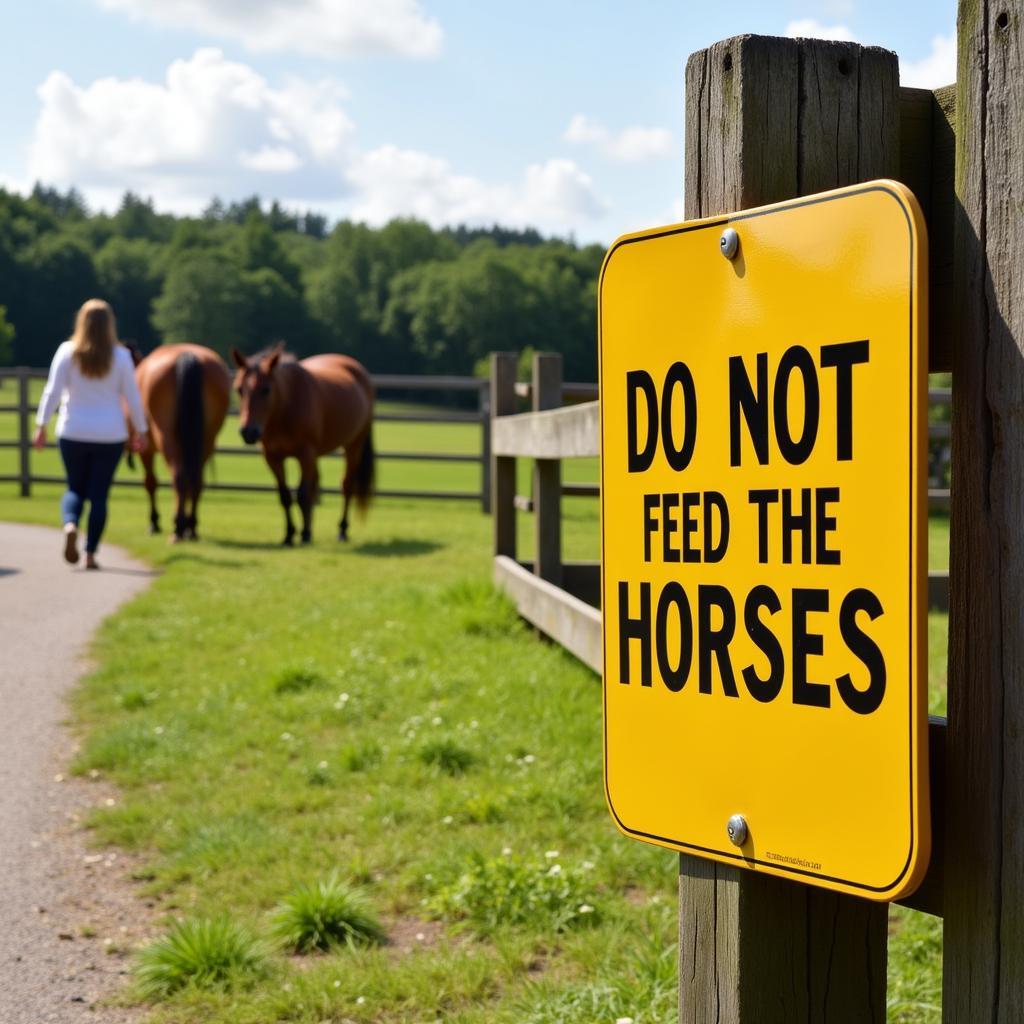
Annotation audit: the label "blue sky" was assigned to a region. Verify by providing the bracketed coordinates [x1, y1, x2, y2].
[0, 0, 955, 243]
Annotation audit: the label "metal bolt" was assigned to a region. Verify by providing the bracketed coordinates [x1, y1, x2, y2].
[726, 813, 748, 847]
[720, 227, 739, 260]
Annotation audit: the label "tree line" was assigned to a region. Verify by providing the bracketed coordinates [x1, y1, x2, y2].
[0, 186, 604, 381]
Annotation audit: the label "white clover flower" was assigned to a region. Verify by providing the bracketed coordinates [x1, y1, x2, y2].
[442, 815, 454, 824]
[582, 860, 595, 870]
[318, 760, 328, 770]
[523, 754, 535, 764]
[578, 903, 595, 914]
[280, 732, 293, 741]
[502, 847, 513, 856]
[547, 864, 562, 876]
[431, 716, 443, 726]
[615, 1018, 634, 1024]
[544, 850, 560, 859]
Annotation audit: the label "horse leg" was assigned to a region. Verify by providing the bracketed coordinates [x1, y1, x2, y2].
[141, 448, 160, 534]
[296, 451, 319, 545]
[267, 455, 296, 546]
[338, 435, 365, 542]
[170, 464, 189, 542]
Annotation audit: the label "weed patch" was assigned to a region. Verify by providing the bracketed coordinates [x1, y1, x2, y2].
[419, 738, 476, 776]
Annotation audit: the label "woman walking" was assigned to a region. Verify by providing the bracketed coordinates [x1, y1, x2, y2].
[33, 299, 148, 569]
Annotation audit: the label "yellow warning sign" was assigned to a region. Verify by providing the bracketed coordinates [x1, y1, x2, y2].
[599, 181, 929, 901]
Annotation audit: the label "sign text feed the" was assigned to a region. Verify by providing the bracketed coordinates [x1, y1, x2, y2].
[598, 181, 929, 901]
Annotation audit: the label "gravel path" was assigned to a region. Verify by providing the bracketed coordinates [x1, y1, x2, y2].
[0, 523, 156, 1024]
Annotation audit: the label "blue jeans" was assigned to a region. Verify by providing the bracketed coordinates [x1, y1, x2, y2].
[58, 438, 124, 554]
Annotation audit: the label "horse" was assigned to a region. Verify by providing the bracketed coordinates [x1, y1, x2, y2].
[133, 343, 232, 541]
[231, 343, 375, 545]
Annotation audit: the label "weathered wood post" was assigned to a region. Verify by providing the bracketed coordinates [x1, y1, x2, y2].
[678, 35, 898, 1020]
[491, 352, 518, 559]
[479, 378, 492, 513]
[943, 1, 1024, 1019]
[532, 352, 563, 585]
[17, 367, 31, 498]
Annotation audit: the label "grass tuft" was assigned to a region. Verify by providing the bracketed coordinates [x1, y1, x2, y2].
[270, 874, 386, 953]
[419, 738, 476, 776]
[272, 667, 325, 694]
[444, 579, 522, 637]
[135, 917, 266, 999]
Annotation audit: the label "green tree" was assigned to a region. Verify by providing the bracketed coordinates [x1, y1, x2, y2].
[95, 237, 164, 350]
[0, 305, 14, 366]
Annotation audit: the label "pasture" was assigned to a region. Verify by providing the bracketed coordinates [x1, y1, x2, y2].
[0, 383, 946, 1022]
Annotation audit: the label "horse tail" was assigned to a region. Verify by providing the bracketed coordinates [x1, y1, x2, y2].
[175, 351, 204, 500]
[353, 429, 375, 511]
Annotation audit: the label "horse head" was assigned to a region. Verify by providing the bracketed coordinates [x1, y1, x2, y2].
[231, 342, 287, 445]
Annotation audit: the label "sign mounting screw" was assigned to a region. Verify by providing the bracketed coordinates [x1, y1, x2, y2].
[727, 814, 748, 847]
[720, 227, 739, 260]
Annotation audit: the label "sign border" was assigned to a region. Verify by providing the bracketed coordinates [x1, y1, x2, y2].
[598, 180, 928, 897]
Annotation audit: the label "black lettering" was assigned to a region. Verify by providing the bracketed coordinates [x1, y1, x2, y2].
[661, 362, 697, 471]
[656, 582, 693, 692]
[704, 490, 730, 563]
[698, 584, 738, 697]
[820, 340, 869, 460]
[643, 493, 658, 563]
[815, 487, 840, 565]
[837, 588, 887, 714]
[682, 491, 700, 562]
[662, 493, 680, 563]
[748, 489, 779, 563]
[729, 353, 769, 466]
[782, 487, 813, 564]
[742, 585, 784, 702]
[627, 371, 658, 472]
[774, 346, 820, 464]
[792, 588, 830, 707]
[618, 582, 652, 685]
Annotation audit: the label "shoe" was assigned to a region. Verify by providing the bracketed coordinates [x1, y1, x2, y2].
[63, 524, 80, 565]
[85, 553, 99, 571]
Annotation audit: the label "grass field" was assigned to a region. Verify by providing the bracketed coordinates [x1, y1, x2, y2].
[0, 376, 947, 1022]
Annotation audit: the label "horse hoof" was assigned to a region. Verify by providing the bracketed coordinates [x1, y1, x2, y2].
[149, 524, 161, 535]
[282, 536, 295, 547]
[301, 536, 312, 545]
[338, 532, 349, 542]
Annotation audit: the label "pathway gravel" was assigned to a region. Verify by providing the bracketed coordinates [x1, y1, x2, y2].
[0, 523, 155, 1023]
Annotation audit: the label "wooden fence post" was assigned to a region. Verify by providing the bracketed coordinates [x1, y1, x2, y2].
[943, 2, 1024, 1019]
[532, 352, 562, 585]
[679, 35, 898, 1021]
[17, 367, 31, 498]
[491, 353, 518, 559]
[479, 379, 492, 513]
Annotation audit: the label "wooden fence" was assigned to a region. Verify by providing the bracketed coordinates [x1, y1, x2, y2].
[493, 11, 1024, 1021]
[0, 368, 494, 509]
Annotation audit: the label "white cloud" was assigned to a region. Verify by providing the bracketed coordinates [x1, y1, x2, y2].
[348, 148, 607, 235]
[784, 19, 855, 41]
[26, 51, 608, 236]
[28, 49, 355, 211]
[900, 33, 956, 88]
[95, 0, 442, 59]
[564, 115, 673, 162]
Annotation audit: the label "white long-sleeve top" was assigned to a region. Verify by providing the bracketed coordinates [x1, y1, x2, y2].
[36, 341, 147, 443]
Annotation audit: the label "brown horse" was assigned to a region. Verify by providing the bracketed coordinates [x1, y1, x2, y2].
[134, 343, 231, 540]
[230, 343, 375, 544]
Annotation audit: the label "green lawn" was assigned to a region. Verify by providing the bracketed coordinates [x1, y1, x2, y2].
[0, 384, 946, 1021]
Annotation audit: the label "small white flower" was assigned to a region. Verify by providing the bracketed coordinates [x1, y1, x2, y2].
[544, 850, 560, 859]
[415, 932, 425, 941]
[523, 754, 535, 764]
[431, 716, 442, 726]
[104, 798, 115, 807]
[501, 846, 513, 856]
[547, 864, 562, 876]
[581, 860, 595, 871]
[578, 903, 594, 914]
[333, 980, 341, 988]
[318, 760, 328, 770]
[356, 995, 366, 1004]
[442, 815, 453, 825]
[470, 720, 479, 729]
[280, 732, 293, 741]
[339, 693, 349, 702]
[153, 727, 164, 736]
[615, 1018, 634, 1024]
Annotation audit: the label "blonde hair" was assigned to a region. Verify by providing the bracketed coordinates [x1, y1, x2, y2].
[71, 299, 118, 378]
